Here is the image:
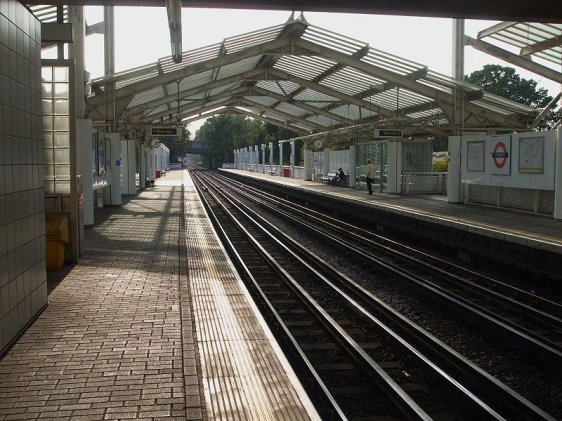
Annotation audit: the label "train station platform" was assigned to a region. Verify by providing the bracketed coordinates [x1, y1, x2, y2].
[0, 169, 317, 420]
[221, 169, 562, 250]
[221, 168, 562, 279]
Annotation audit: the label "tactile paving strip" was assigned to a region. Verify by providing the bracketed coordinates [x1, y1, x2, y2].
[183, 173, 315, 420]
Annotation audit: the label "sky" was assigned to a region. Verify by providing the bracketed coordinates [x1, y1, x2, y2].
[83, 7, 561, 134]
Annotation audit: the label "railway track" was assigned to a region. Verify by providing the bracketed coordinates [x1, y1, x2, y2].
[191, 170, 557, 420]
[213, 172, 562, 361]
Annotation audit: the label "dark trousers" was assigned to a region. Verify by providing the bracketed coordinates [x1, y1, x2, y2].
[366, 177, 373, 194]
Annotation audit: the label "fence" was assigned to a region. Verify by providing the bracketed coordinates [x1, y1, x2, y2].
[401, 172, 447, 194]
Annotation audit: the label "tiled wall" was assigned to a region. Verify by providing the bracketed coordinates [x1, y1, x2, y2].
[0, 0, 47, 353]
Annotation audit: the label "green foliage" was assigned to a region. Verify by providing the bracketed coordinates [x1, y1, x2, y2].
[195, 115, 298, 168]
[465, 64, 560, 128]
[432, 155, 449, 172]
[166, 125, 191, 164]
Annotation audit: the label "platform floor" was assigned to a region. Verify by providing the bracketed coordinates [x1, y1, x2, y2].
[221, 169, 562, 254]
[0, 170, 317, 421]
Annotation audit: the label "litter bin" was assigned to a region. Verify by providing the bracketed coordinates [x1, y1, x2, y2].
[282, 166, 290, 177]
[156, 169, 161, 178]
[45, 213, 69, 271]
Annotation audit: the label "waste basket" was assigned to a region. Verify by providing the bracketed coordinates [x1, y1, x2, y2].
[45, 213, 69, 271]
[156, 169, 161, 178]
[282, 166, 290, 177]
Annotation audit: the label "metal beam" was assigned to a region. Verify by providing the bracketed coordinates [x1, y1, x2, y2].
[294, 37, 530, 127]
[24, 1, 562, 22]
[239, 98, 324, 131]
[528, 92, 562, 129]
[88, 36, 294, 108]
[141, 86, 249, 121]
[464, 35, 562, 84]
[268, 68, 388, 116]
[520, 35, 562, 56]
[127, 68, 267, 116]
[250, 86, 354, 125]
[477, 21, 517, 39]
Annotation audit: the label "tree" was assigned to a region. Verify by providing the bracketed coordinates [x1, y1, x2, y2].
[196, 115, 298, 168]
[465, 64, 560, 128]
[166, 125, 191, 164]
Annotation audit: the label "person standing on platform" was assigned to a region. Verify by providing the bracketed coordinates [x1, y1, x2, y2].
[366, 159, 374, 195]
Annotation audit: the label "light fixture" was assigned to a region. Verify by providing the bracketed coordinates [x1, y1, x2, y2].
[166, 0, 182, 63]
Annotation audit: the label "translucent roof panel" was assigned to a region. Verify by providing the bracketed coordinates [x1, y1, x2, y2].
[128, 86, 165, 108]
[302, 25, 368, 56]
[178, 70, 215, 91]
[293, 89, 340, 103]
[28, 5, 68, 23]
[275, 102, 309, 118]
[159, 43, 223, 73]
[368, 88, 433, 112]
[244, 96, 279, 108]
[479, 22, 562, 68]
[406, 108, 444, 120]
[330, 104, 377, 121]
[274, 55, 336, 81]
[85, 16, 539, 134]
[209, 82, 241, 97]
[255, 80, 301, 96]
[223, 24, 285, 54]
[322, 68, 386, 97]
[362, 48, 426, 77]
[217, 56, 262, 80]
[306, 114, 336, 127]
[144, 104, 170, 119]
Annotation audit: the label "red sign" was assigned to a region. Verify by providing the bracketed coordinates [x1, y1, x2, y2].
[492, 141, 509, 169]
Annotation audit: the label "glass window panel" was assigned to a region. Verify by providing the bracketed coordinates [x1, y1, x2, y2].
[53, 83, 68, 98]
[42, 99, 53, 115]
[43, 117, 53, 131]
[53, 116, 69, 131]
[54, 149, 69, 164]
[54, 67, 68, 82]
[53, 99, 69, 115]
[42, 82, 52, 98]
[54, 181, 70, 194]
[41, 67, 52, 81]
[43, 132, 53, 147]
[54, 164, 70, 178]
[54, 132, 69, 147]
[43, 148, 54, 164]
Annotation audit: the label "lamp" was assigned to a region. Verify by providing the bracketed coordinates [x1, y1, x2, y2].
[165, 0, 182, 63]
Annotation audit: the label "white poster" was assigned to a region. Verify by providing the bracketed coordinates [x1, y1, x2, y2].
[518, 136, 544, 174]
[467, 141, 485, 172]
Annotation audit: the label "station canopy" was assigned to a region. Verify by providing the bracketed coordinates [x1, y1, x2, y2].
[86, 13, 540, 140]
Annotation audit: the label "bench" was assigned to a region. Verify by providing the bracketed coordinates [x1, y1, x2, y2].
[320, 174, 334, 184]
[268, 170, 276, 175]
[321, 173, 349, 187]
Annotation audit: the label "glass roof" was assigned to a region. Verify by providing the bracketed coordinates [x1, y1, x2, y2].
[85, 14, 540, 136]
[477, 22, 562, 68]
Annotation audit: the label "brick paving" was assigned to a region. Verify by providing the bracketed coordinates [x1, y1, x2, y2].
[0, 170, 204, 420]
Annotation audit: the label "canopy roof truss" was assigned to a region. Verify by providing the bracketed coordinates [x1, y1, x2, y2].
[86, 14, 538, 138]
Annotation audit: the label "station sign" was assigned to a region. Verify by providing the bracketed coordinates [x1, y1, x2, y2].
[374, 129, 403, 138]
[151, 127, 181, 137]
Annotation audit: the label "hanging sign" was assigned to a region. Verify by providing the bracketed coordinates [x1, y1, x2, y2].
[374, 129, 403, 138]
[151, 127, 181, 136]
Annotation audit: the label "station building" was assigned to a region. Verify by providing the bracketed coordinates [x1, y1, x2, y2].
[1, 0, 561, 357]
